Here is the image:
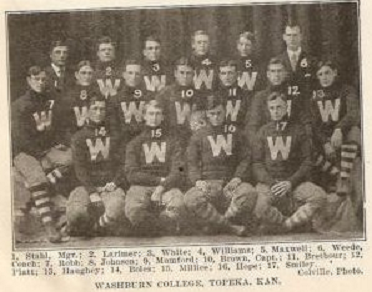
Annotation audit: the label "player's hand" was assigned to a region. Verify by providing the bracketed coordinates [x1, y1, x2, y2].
[151, 186, 165, 205]
[331, 129, 343, 149]
[104, 182, 117, 192]
[89, 192, 105, 215]
[324, 142, 336, 160]
[196, 180, 209, 193]
[271, 181, 292, 197]
[225, 177, 242, 192]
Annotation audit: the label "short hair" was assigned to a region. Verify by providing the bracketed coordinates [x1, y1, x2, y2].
[316, 59, 338, 72]
[124, 59, 141, 68]
[267, 57, 287, 71]
[267, 91, 288, 103]
[192, 30, 209, 42]
[219, 60, 238, 70]
[76, 60, 93, 72]
[96, 36, 116, 51]
[237, 31, 255, 43]
[284, 21, 302, 33]
[143, 99, 164, 115]
[27, 66, 45, 77]
[206, 95, 223, 111]
[143, 35, 161, 47]
[174, 57, 194, 69]
[50, 40, 68, 53]
[88, 93, 106, 107]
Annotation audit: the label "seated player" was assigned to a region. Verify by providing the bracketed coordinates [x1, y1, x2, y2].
[124, 100, 187, 236]
[12, 66, 72, 243]
[59, 60, 97, 145]
[156, 57, 204, 142]
[253, 92, 327, 234]
[141, 35, 172, 92]
[67, 95, 129, 237]
[110, 59, 152, 143]
[235, 31, 264, 92]
[310, 60, 362, 232]
[184, 96, 257, 236]
[247, 57, 311, 144]
[216, 59, 250, 131]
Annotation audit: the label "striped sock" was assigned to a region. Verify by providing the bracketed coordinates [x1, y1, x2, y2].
[338, 144, 358, 196]
[284, 204, 314, 230]
[28, 183, 53, 224]
[46, 168, 63, 184]
[99, 213, 113, 228]
[315, 154, 339, 177]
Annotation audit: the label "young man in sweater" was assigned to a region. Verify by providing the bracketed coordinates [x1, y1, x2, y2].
[12, 66, 72, 242]
[124, 100, 187, 236]
[252, 92, 326, 234]
[67, 95, 129, 236]
[184, 96, 257, 236]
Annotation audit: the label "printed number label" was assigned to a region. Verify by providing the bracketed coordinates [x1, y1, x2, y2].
[151, 128, 162, 138]
[80, 90, 87, 100]
[181, 89, 194, 98]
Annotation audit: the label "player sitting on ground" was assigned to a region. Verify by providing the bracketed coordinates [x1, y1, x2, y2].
[184, 96, 257, 236]
[12, 66, 72, 243]
[67, 95, 129, 237]
[253, 92, 327, 234]
[124, 100, 188, 236]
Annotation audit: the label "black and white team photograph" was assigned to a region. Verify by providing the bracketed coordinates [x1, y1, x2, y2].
[7, 0, 364, 248]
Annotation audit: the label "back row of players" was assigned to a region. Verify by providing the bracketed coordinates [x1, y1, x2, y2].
[12, 24, 362, 243]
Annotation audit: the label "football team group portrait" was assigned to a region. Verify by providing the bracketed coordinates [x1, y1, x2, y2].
[8, 2, 363, 246]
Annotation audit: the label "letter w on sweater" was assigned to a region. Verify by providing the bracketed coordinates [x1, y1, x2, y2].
[33, 110, 53, 131]
[175, 102, 192, 125]
[226, 100, 241, 122]
[86, 137, 110, 161]
[121, 101, 145, 123]
[143, 142, 166, 163]
[317, 98, 341, 122]
[267, 136, 292, 160]
[73, 106, 88, 127]
[193, 69, 214, 90]
[207, 134, 233, 157]
[144, 75, 166, 92]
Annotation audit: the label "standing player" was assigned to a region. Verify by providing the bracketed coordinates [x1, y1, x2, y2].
[12, 66, 72, 242]
[110, 59, 152, 142]
[67, 96, 129, 236]
[247, 58, 311, 143]
[184, 97, 257, 236]
[156, 57, 203, 142]
[310, 60, 362, 232]
[59, 60, 97, 145]
[235, 31, 264, 92]
[124, 100, 187, 236]
[45, 40, 72, 95]
[253, 92, 326, 234]
[141, 36, 172, 93]
[216, 60, 250, 131]
[94, 36, 122, 99]
[190, 30, 218, 95]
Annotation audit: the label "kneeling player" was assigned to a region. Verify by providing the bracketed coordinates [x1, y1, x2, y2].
[124, 100, 187, 236]
[67, 96, 129, 236]
[185, 97, 257, 236]
[253, 93, 327, 233]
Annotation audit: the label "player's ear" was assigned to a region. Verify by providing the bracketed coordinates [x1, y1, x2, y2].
[26, 76, 31, 86]
[74, 71, 79, 80]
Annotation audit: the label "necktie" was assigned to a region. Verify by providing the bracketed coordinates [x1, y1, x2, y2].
[290, 53, 297, 72]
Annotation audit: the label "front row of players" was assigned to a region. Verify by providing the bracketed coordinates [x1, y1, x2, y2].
[12, 59, 362, 242]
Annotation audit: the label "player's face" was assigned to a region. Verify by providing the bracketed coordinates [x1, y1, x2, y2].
[88, 101, 106, 124]
[237, 37, 253, 57]
[75, 65, 94, 86]
[143, 41, 161, 62]
[267, 64, 287, 86]
[283, 26, 302, 51]
[268, 98, 287, 122]
[219, 65, 238, 87]
[317, 65, 337, 88]
[50, 46, 68, 67]
[124, 64, 142, 87]
[97, 43, 115, 63]
[144, 105, 164, 127]
[192, 34, 210, 56]
[27, 71, 47, 93]
[174, 65, 194, 86]
[206, 105, 225, 126]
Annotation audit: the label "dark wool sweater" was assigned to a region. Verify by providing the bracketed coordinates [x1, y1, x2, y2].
[235, 55, 265, 92]
[125, 126, 185, 190]
[141, 59, 172, 92]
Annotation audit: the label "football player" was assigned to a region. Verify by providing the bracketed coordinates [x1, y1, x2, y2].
[235, 31, 264, 92]
[94, 36, 122, 99]
[67, 95, 129, 236]
[124, 100, 188, 236]
[141, 35, 172, 93]
[12, 66, 72, 242]
[252, 92, 326, 234]
[184, 96, 257, 236]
